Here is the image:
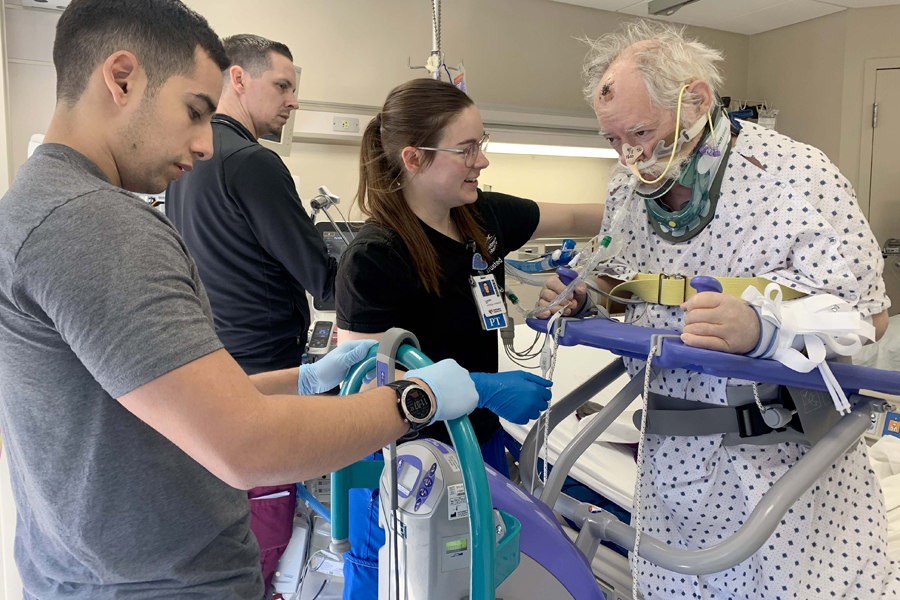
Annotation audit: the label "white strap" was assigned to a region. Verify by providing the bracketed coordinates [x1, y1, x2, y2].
[742, 283, 875, 414]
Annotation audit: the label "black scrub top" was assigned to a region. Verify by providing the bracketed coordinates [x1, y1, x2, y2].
[167, 115, 337, 374]
[336, 190, 541, 445]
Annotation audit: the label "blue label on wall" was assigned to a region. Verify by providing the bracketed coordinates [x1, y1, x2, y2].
[483, 314, 507, 330]
[883, 412, 900, 438]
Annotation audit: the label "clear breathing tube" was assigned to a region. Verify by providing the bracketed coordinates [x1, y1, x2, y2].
[522, 179, 637, 319]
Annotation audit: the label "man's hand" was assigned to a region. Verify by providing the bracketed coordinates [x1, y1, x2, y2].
[298, 339, 378, 395]
[536, 275, 587, 319]
[680, 293, 760, 354]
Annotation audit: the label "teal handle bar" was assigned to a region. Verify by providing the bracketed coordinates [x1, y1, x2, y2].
[330, 343, 495, 600]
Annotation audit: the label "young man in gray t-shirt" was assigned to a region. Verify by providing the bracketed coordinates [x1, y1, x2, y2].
[0, 1, 480, 598]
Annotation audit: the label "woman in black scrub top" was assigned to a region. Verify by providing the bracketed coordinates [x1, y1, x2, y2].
[335, 79, 606, 599]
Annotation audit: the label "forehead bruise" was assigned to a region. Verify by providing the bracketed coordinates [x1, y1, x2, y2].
[597, 64, 623, 106]
[594, 64, 658, 126]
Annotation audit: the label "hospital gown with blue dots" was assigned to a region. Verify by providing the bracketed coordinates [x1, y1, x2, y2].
[599, 121, 896, 599]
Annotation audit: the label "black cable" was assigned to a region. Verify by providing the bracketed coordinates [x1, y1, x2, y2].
[585, 280, 644, 306]
[506, 344, 541, 360]
[506, 331, 542, 359]
[520, 331, 543, 353]
[310, 579, 328, 600]
[504, 346, 540, 369]
[332, 205, 355, 242]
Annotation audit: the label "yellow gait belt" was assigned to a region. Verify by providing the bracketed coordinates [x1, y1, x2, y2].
[601, 273, 807, 310]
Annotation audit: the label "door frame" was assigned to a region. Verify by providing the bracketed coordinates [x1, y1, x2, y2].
[857, 58, 900, 219]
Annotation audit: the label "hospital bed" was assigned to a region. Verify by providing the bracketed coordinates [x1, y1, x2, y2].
[499, 323, 637, 512]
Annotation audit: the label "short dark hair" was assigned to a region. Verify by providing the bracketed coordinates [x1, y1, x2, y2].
[223, 34, 293, 78]
[53, 0, 230, 106]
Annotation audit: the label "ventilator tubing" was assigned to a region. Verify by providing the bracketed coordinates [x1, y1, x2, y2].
[525, 183, 635, 319]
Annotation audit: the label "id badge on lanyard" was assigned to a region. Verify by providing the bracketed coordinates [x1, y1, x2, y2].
[470, 273, 507, 331]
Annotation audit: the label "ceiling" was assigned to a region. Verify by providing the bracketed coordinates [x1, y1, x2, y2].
[550, 0, 900, 35]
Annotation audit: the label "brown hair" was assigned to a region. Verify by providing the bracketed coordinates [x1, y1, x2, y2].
[223, 34, 293, 78]
[357, 78, 490, 295]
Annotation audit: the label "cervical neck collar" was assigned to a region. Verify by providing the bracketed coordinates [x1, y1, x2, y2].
[643, 106, 734, 242]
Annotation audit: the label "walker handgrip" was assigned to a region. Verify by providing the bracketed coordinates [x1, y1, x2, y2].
[690, 276, 723, 294]
[557, 267, 577, 285]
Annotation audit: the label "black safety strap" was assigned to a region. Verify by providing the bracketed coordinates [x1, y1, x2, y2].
[634, 386, 806, 444]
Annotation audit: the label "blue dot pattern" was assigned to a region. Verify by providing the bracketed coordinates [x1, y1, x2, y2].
[599, 122, 895, 598]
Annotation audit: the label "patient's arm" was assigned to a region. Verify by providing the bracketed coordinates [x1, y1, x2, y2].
[872, 310, 889, 343]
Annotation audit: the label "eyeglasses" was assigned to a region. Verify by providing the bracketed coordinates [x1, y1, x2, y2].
[417, 133, 490, 168]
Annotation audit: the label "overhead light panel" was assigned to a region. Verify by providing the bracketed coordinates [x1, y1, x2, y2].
[648, 0, 700, 17]
[486, 143, 618, 159]
[21, 0, 71, 10]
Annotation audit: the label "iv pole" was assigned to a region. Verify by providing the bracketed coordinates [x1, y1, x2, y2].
[408, 0, 460, 82]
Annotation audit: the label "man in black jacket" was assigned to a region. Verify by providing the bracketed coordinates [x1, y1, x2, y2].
[168, 34, 335, 375]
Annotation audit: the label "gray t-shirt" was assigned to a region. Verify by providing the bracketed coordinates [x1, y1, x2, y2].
[0, 144, 263, 599]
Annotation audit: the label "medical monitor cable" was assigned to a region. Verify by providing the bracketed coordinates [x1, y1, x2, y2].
[332, 204, 356, 242]
[631, 345, 656, 600]
[501, 318, 542, 368]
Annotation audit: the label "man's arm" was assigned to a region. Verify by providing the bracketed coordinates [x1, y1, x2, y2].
[120, 348, 411, 489]
[249, 367, 300, 395]
[227, 149, 337, 302]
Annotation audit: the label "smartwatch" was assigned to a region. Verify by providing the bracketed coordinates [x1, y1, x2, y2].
[386, 380, 435, 438]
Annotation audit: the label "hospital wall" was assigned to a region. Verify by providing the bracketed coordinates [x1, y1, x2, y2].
[184, 0, 748, 213]
[748, 4, 900, 197]
[747, 12, 847, 168]
[180, 0, 750, 116]
[283, 143, 618, 222]
[1, 0, 751, 206]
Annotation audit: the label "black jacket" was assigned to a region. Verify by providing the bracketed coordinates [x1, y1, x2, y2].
[167, 115, 336, 374]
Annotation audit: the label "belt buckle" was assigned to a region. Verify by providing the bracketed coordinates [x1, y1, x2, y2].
[658, 274, 687, 305]
[736, 404, 760, 438]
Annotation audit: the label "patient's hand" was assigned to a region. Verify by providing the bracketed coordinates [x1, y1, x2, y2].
[680, 293, 760, 354]
[536, 275, 587, 319]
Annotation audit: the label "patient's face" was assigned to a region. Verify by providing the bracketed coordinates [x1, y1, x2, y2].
[594, 63, 680, 175]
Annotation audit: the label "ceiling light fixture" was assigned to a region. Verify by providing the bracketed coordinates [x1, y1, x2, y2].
[648, 0, 700, 17]
[486, 142, 618, 159]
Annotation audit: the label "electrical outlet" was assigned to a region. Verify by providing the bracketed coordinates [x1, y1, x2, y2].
[332, 116, 359, 133]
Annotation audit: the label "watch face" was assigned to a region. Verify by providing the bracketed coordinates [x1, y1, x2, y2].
[404, 388, 433, 422]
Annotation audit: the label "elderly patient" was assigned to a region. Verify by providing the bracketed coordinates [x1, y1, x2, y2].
[539, 20, 894, 600]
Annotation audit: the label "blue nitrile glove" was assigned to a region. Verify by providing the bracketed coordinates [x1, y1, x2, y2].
[298, 339, 378, 395]
[403, 359, 478, 425]
[469, 371, 552, 424]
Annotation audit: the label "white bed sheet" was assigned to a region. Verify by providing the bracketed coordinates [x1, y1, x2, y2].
[499, 324, 639, 510]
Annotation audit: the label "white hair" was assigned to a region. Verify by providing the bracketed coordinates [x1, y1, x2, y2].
[581, 20, 725, 113]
